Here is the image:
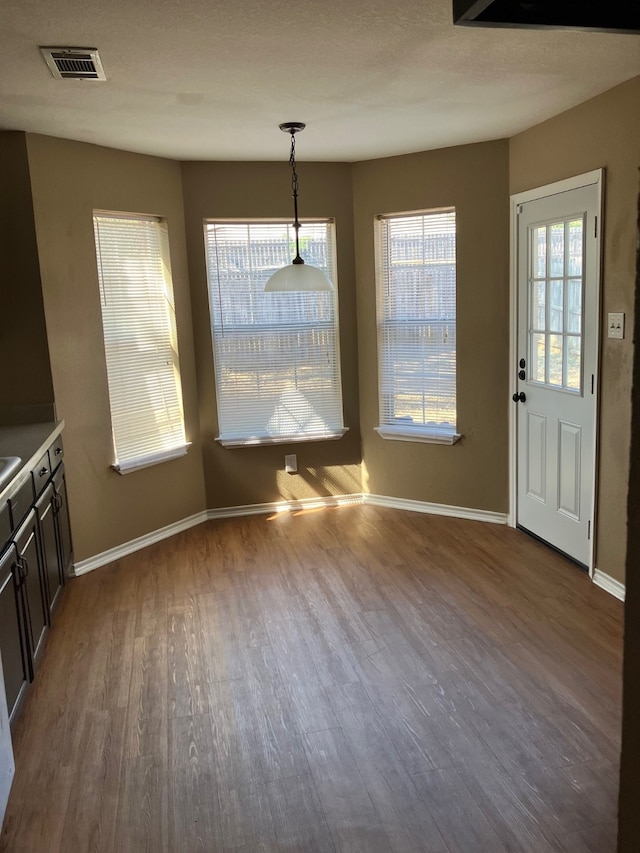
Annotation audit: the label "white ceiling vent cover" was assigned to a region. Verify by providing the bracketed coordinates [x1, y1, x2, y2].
[40, 47, 106, 81]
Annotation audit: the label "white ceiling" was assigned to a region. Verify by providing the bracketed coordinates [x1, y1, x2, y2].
[1, 0, 639, 162]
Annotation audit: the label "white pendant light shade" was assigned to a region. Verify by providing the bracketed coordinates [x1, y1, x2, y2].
[264, 262, 333, 292]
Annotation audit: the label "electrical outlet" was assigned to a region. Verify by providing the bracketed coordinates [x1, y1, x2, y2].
[285, 454, 297, 474]
[608, 312, 625, 340]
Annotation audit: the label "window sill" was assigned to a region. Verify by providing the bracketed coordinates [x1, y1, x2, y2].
[375, 426, 461, 445]
[112, 443, 191, 474]
[217, 429, 348, 448]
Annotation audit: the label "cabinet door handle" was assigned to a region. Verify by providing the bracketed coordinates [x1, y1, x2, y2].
[54, 448, 63, 456]
[53, 493, 63, 512]
[39, 467, 49, 477]
[17, 556, 28, 581]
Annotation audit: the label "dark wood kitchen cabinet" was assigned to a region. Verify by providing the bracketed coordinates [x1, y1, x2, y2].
[0, 545, 29, 722]
[36, 483, 63, 619]
[13, 509, 48, 677]
[51, 463, 73, 579]
[0, 426, 73, 726]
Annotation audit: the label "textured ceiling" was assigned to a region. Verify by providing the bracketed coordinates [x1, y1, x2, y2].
[1, 0, 639, 162]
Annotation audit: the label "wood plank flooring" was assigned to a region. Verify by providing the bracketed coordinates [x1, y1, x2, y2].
[0, 506, 623, 852]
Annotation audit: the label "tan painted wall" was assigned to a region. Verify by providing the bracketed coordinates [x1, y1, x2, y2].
[0, 132, 53, 406]
[510, 76, 640, 584]
[181, 161, 362, 508]
[25, 135, 206, 562]
[618, 186, 640, 852]
[353, 140, 510, 511]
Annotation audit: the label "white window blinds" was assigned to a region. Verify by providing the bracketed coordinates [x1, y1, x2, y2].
[376, 209, 458, 443]
[93, 213, 188, 472]
[204, 221, 345, 446]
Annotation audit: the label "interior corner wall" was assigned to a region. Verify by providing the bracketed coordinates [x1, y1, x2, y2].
[352, 140, 511, 512]
[24, 134, 206, 562]
[509, 75, 640, 585]
[181, 161, 362, 509]
[0, 132, 54, 407]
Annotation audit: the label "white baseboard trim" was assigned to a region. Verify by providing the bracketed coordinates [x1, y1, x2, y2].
[593, 569, 626, 601]
[71, 510, 209, 577]
[207, 493, 363, 520]
[71, 493, 508, 577]
[363, 493, 508, 525]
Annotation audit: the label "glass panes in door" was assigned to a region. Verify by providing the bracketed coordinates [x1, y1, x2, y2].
[529, 217, 584, 392]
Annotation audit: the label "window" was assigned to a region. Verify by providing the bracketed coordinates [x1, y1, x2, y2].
[375, 208, 459, 444]
[93, 213, 188, 473]
[204, 220, 345, 446]
[529, 217, 584, 392]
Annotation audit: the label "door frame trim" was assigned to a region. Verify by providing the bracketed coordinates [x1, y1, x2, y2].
[508, 169, 604, 576]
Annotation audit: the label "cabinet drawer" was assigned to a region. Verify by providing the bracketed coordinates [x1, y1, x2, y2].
[9, 479, 34, 532]
[49, 436, 64, 471]
[32, 451, 52, 498]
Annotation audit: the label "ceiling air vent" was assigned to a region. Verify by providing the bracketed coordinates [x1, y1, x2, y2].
[40, 47, 106, 81]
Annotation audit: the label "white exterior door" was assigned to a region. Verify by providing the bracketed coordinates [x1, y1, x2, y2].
[515, 181, 599, 567]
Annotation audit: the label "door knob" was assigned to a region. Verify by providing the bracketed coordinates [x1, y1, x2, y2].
[512, 392, 526, 403]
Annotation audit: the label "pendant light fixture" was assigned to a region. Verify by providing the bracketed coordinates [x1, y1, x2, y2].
[264, 122, 334, 292]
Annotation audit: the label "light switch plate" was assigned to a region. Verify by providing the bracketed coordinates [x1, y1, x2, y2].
[608, 313, 625, 340]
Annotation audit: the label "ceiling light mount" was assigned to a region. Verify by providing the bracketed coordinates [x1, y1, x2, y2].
[279, 122, 306, 134]
[264, 122, 333, 292]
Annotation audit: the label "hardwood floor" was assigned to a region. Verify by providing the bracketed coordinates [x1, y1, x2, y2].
[0, 506, 623, 852]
